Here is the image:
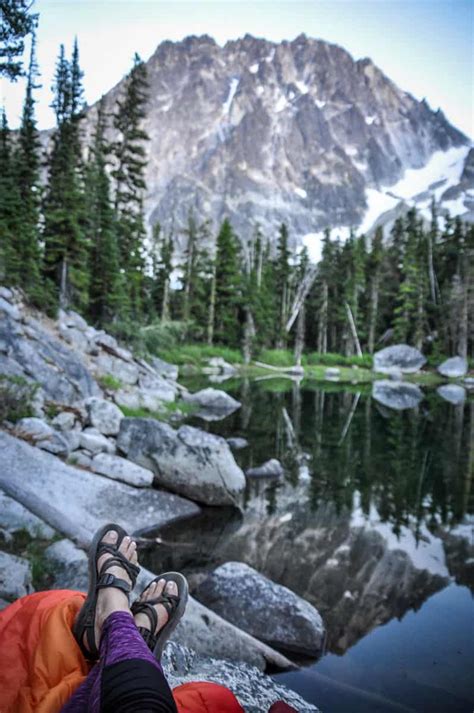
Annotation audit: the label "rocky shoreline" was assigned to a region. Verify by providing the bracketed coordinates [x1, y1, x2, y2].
[0, 287, 319, 712]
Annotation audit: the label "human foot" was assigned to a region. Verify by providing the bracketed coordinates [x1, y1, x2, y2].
[131, 572, 188, 658]
[93, 530, 138, 643]
[73, 524, 140, 660]
[133, 578, 177, 635]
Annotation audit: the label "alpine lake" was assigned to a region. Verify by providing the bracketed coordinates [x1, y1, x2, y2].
[140, 373, 474, 713]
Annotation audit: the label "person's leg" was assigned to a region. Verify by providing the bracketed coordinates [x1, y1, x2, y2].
[90, 610, 177, 713]
[62, 529, 178, 713]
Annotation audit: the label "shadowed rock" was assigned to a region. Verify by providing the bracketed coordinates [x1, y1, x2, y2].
[195, 561, 325, 657]
[117, 418, 246, 506]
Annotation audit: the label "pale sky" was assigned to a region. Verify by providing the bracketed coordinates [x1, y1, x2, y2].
[1, 0, 473, 138]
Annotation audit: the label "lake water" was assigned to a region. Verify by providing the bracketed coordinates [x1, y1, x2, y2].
[141, 376, 474, 712]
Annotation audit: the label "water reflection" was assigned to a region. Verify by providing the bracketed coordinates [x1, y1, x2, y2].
[142, 378, 473, 660]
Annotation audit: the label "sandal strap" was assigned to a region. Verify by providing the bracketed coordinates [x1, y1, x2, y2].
[136, 625, 157, 652]
[99, 552, 140, 585]
[131, 600, 158, 632]
[97, 572, 132, 594]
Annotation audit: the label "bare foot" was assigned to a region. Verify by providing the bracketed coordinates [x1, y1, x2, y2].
[84, 530, 138, 653]
[133, 578, 178, 636]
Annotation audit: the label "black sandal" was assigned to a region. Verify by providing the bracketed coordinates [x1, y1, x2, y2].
[131, 572, 188, 659]
[73, 523, 140, 660]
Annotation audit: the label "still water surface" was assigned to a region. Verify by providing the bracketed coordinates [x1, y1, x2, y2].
[143, 376, 474, 712]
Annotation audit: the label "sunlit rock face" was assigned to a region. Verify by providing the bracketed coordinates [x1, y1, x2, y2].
[80, 34, 470, 250]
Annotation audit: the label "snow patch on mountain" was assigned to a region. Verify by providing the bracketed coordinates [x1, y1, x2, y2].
[351, 492, 449, 578]
[222, 78, 239, 115]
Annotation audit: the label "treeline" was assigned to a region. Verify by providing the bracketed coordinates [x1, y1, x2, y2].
[1, 36, 149, 321]
[0, 32, 472, 362]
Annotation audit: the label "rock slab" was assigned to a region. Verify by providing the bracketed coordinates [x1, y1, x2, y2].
[374, 344, 426, 374]
[246, 459, 284, 479]
[437, 356, 468, 378]
[84, 397, 123, 435]
[117, 418, 246, 506]
[0, 431, 199, 543]
[91, 452, 154, 488]
[195, 561, 325, 657]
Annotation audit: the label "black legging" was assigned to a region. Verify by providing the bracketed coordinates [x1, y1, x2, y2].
[101, 659, 177, 713]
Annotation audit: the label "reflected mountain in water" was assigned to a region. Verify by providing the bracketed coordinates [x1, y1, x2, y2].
[142, 378, 473, 658]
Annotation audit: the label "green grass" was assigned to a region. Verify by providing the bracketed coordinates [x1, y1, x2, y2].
[157, 343, 243, 367]
[120, 399, 198, 422]
[98, 374, 123, 391]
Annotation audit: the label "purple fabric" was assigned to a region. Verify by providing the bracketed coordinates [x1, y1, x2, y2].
[61, 611, 162, 713]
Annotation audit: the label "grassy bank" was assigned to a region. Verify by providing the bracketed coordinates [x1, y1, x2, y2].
[155, 344, 453, 385]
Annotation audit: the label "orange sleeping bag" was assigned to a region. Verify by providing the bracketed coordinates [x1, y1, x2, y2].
[0, 590, 243, 713]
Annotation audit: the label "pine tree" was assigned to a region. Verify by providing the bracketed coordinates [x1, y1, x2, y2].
[13, 31, 42, 303]
[367, 226, 383, 353]
[86, 98, 124, 325]
[150, 222, 173, 321]
[42, 42, 88, 312]
[0, 0, 38, 80]
[274, 223, 292, 348]
[112, 53, 149, 318]
[212, 218, 242, 346]
[0, 109, 22, 282]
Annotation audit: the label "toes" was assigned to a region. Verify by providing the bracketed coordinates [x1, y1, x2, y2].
[165, 580, 178, 597]
[103, 530, 119, 546]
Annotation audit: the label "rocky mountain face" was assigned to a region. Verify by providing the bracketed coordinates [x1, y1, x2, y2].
[86, 33, 471, 250]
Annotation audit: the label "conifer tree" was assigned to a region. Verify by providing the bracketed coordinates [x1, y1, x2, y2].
[0, 0, 38, 80]
[42, 42, 88, 312]
[112, 53, 149, 318]
[212, 218, 242, 346]
[274, 223, 292, 348]
[14, 31, 42, 303]
[150, 222, 174, 321]
[367, 226, 383, 353]
[86, 98, 124, 325]
[0, 109, 22, 282]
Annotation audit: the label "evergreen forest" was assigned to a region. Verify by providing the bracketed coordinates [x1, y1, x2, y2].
[1, 24, 472, 366]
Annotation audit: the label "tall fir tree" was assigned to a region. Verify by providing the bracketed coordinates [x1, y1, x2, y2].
[0, 109, 22, 282]
[212, 218, 242, 346]
[42, 41, 88, 312]
[85, 98, 124, 325]
[274, 223, 292, 348]
[112, 53, 149, 319]
[14, 30, 42, 303]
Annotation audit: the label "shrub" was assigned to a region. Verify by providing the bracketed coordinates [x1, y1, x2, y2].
[0, 376, 39, 423]
[98, 374, 123, 391]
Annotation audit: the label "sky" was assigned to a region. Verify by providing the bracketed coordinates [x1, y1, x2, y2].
[1, 0, 473, 138]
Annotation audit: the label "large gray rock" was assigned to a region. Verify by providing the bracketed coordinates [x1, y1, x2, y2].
[79, 430, 114, 454]
[246, 459, 284, 479]
[437, 384, 466, 405]
[94, 353, 139, 385]
[374, 344, 426, 374]
[14, 417, 54, 442]
[117, 418, 246, 506]
[0, 313, 100, 404]
[84, 397, 123, 435]
[207, 357, 237, 376]
[372, 380, 423, 410]
[437, 356, 468, 378]
[91, 452, 154, 487]
[149, 356, 179, 381]
[45, 539, 89, 591]
[162, 642, 318, 713]
[0, 551, 34, 600]
[0, 431, 199, 545]
[195, 562, 325, 657]
[183, 387, 241, 421]
[0, 492, 55, 540]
